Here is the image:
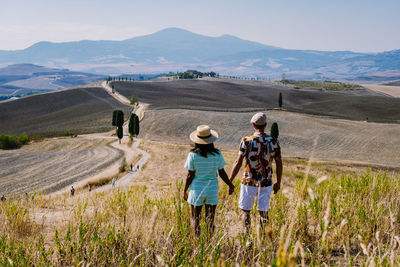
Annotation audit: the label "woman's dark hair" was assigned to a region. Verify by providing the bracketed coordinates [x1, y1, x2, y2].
[191, 143, 220, 158]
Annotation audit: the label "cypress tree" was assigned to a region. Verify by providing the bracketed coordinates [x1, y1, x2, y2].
[270, 122, 279, 140]
[117, 126, 123, 144]
[278, 92, 282, 109]
[112, 110, 124, 143]
[128, 114, 139, 137]
[115, 110, 124, 127]
[134, 115, 140, 136]
[112, 110, 118, 126]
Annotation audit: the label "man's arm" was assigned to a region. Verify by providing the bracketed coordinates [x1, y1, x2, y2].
[273, 156, 283, 194]
[230, 154, 244, 182]
[183, 170, 195, 201]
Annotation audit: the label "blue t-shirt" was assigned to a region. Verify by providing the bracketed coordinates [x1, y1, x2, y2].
[184, 151, 226, 190]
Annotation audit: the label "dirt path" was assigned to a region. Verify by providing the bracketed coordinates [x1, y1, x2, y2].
[94, 139, 150, 192]
[0, 81, 149, 198]
[0, 136, 124, 196]
[25, 82, 150, 238]
[101, 81, 131, 105]
[54, 82, 149, 195]
[74, 82, 150, 194]
[49, 133, 140, 196]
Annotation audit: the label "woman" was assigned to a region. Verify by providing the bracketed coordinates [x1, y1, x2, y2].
[183, 125, 235, 236]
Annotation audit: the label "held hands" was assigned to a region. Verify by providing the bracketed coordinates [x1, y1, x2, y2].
[273, 182, 281, 194]
[228, 184, 235, 195]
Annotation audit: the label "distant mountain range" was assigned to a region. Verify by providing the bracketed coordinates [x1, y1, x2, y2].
[0, 28, 399, 82]
[0, 64, 105, 100]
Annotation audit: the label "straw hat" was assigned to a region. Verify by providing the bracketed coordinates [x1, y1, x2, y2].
[190, 125, 219, 144]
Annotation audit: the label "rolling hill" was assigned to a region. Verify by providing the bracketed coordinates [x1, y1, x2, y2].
[113, 79, 400, 123]
[1, 78, 399, 167]
[0, 28, 399, 81]
[0, 64, 105, 100]
[109, 79, 400, 167]
[0, 86, 131, 137]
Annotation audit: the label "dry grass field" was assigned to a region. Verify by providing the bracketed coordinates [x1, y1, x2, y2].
[130, 140, 381, 197]
[0, 86, 132, 137]
[363, 84, 400, 98]
[114, 79, 400, 123]
[140, 109, 400, 168]
[1, 78, 400, 265]
[0, 136, 125, 196]
[1, 141, 399, 265]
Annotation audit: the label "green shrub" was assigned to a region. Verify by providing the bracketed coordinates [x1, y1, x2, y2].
[64, 130, 74, 137]
[130, 96, 137, 105]
[0, 134, 30, 149]
[119, 157, 127, 172]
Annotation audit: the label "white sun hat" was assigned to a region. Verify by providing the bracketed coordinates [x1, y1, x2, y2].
[251, 112, 267, 126]
[190, 125, 219, 144]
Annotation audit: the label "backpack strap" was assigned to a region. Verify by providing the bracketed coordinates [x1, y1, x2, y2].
[259, 134, 268, 169]
[244, 138, 251, 166]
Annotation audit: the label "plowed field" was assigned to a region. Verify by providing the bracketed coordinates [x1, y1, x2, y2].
[140, 109, 400, 167]
[0, 136, 123, 195]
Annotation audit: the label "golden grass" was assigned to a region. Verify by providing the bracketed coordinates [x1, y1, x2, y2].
[1, 140, 399, 266]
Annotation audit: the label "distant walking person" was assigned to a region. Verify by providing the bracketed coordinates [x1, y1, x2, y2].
[88, 184, 92, 192]
[130, 163, 133, 171]
[112, 177, 116, 188]
[137, 165, 139, 171]
[70, 186, 75, 196]
[183, 125, 235, 236]
[1, 195, 5, 202]
[229, 113, 283, 236]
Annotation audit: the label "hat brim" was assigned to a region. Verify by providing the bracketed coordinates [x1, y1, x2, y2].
[190, 129, 219, 144]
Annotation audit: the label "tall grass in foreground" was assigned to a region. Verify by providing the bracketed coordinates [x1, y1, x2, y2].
[1, 169, 399, 266]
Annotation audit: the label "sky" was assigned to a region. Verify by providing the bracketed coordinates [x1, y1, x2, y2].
[1, 0, 399, 52]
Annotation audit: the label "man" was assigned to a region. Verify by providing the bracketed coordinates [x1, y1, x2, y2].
[70, 186, 75, 196]
[230, 112, 282, 235]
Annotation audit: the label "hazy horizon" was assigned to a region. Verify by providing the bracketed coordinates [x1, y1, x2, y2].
[1, 0, 399, 53]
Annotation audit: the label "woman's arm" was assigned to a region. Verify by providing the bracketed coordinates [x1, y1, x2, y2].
[273, 156, 283, 194]
[229, 154, 244, 182]
[218, 168, 235, 195]
[183, 170, 195, 201]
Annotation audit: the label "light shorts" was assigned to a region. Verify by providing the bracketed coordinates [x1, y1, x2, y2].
[238, 183, 273, 212]
[187, 186, 219, 206]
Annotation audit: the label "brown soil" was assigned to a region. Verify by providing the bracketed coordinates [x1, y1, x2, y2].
[113, 79, 400, 123]
[0, 136, 124, 196]
[363, 84, 400, 98]
[139, 109, 400, 168]
[0, 86, 132, 137]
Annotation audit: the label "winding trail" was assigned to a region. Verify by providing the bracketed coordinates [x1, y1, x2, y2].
[87, 82, 150, 192]
[28, 82, 150, 236]
[94, 139, 150, 192]
[101, 81, 131, 105]
[51, 81, 149, 196]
